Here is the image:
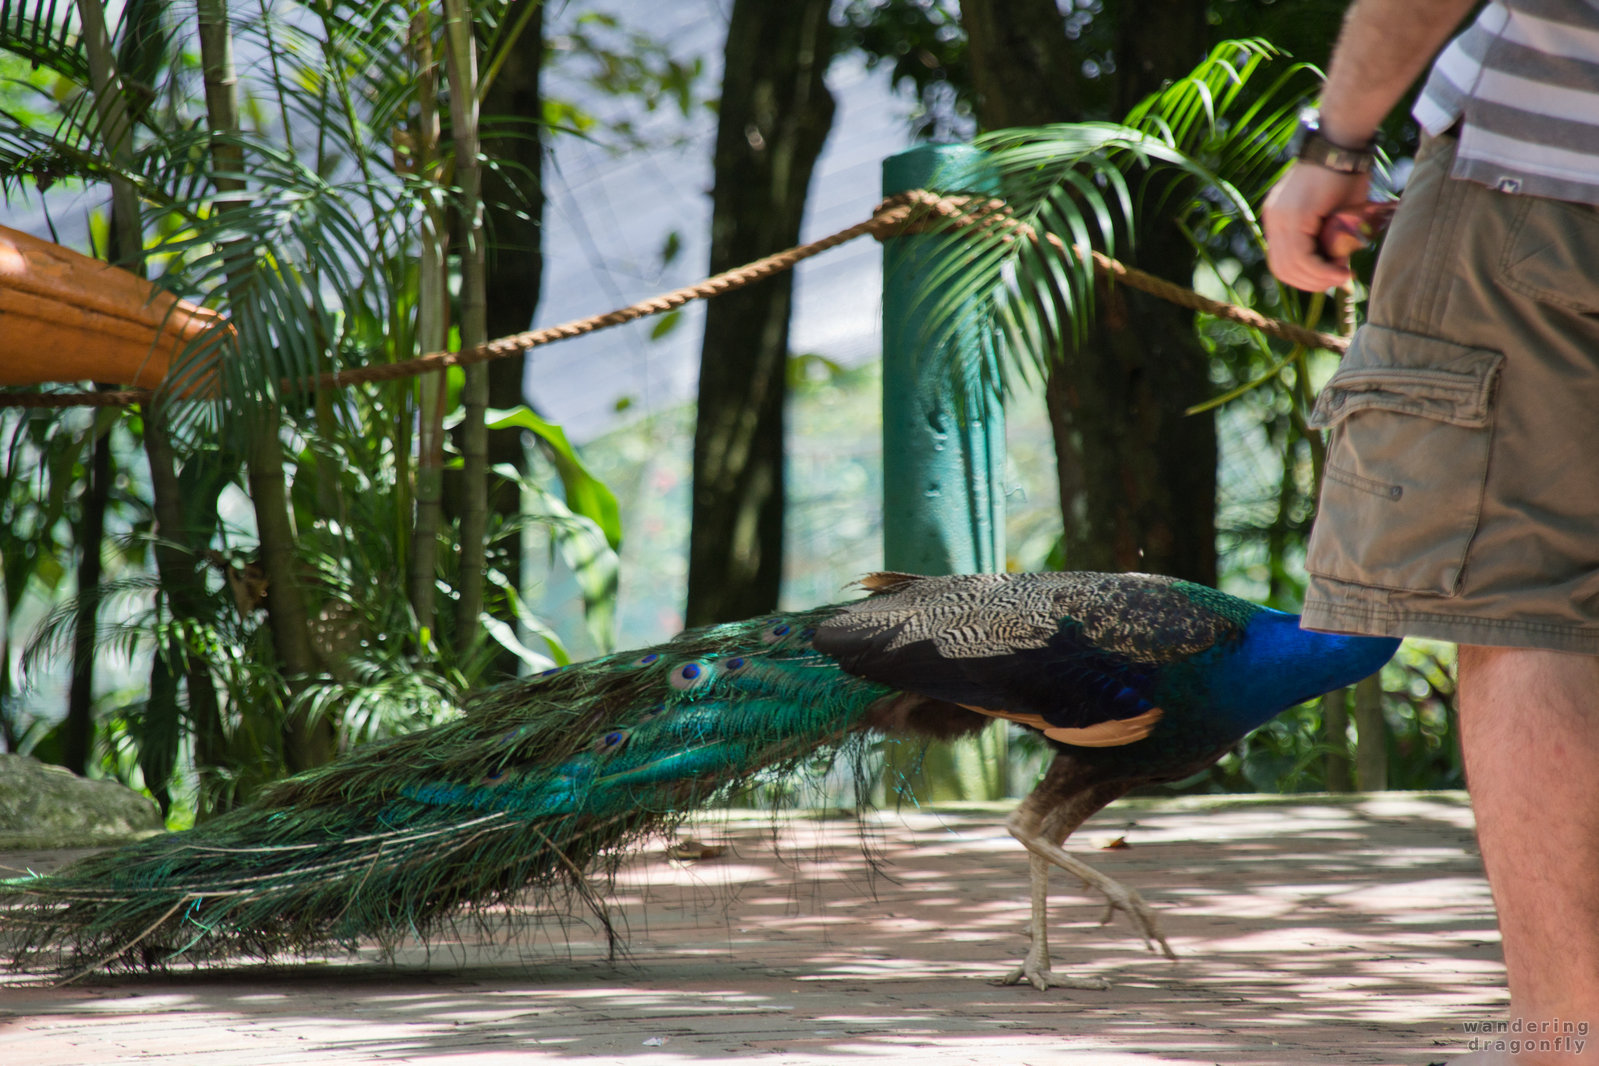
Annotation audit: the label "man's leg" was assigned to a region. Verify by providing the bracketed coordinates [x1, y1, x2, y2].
[1455, 645, 1599, 1063]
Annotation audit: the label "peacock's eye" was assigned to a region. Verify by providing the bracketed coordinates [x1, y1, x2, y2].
[633, 652, 660, 667]
[724, 657, 746, 672]
[594, 729, 629, 753]
[761, 622, 792, 645]
[539, 666, 562, 677]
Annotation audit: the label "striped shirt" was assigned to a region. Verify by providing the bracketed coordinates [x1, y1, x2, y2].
[1414, 0, 1599, 203]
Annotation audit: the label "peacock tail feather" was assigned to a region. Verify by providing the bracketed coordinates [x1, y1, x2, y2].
[0, 604, 893, 976]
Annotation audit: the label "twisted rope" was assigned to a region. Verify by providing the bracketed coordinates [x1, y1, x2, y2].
[894, 188, 1350, 353]
[0, 190, 1347, 410]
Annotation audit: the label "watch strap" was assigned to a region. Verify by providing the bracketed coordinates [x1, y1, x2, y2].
[1295, 112, 1377, 175]
[1299, 130, 1376, 175]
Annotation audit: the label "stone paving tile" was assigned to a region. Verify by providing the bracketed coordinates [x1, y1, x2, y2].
[1, 794, 1499, 1064]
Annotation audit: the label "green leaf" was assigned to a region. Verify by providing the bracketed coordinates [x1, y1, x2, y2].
[648, 308, 682, 340]
[484, 566, 570, 666]
[480, 614, 558, 672]
[486, 406, 622, 548]
[520, 477, 619, 654]
[788, 352, 845, 388]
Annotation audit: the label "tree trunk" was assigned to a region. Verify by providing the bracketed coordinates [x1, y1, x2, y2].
[478, 0, 546, 675]
[140, 412, 228, 814]
[958, 0, 1085, 127]
[1076, 1, 1214, 583]
[66, 6, 133, 774]
[1045, 238, 1218, 583]
[0, 640, 15, 753]
[685, 0, 836, 626]
[1322, 688, 1352, 791]
[963, 0, 1215, 584]
[75, 3, 233, 801]
[409, 10, 448, 643]
[1110, 0, 1209, 116]
[64, 410, 111, 776]
[1353, 674, 1388, 791]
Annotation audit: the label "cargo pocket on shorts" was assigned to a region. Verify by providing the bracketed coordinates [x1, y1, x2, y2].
[1305, 326, 1503, 596]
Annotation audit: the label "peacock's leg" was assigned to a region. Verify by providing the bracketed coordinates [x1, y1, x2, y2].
[998, 755, 1176, 989]
[1000, 851, 1110, 990]
[1006, 810, 1177, 960]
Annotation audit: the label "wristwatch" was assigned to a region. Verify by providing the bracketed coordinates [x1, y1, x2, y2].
[1293, 110, 1377, 175]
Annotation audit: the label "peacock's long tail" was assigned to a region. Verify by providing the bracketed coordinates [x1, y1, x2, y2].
[1, 605, 894, 976]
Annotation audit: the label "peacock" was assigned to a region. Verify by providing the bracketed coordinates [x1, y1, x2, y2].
[0, 571, 1397, 987]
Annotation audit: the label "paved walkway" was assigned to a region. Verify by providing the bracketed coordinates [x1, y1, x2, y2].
[2, 794, 1504, 1065]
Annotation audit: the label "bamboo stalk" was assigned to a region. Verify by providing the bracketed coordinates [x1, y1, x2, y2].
[443, 0, 488, 653]
[68, 2, 134, 779]
[74, 1, 139, 266]
[196, 0, 324, 768]
[78, 1, 235, 799]
[409, 7, 447, 640]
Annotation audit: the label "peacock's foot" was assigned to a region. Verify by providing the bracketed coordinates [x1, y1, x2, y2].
[1084, 876, 1177, 961]
[999, 946, 1110, 991]
[1008, 815, 1177, 961]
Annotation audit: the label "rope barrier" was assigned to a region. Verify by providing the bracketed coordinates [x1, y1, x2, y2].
[0, 190, 1348, 410]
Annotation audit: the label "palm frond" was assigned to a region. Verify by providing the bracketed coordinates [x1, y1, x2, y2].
[18, 570, 172, 682]
[915, 39, 1320, 393]
[0, 0, 89, 81]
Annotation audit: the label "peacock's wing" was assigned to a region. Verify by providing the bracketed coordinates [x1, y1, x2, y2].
[812, 571, 1257, 746]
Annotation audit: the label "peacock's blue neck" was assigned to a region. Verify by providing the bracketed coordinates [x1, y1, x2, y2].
[1187, 608, 1399, 732]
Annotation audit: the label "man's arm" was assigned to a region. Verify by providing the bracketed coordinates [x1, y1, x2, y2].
[1262, 0, 1480, 292]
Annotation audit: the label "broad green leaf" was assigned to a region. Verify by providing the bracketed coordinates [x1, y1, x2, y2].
[519, 477, 619, 654]
[480, 614, 558, 672]
[486, 405, 622, 548]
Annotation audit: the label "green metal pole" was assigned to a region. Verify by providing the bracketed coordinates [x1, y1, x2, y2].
[880, 143, 1005, 576]
[879, 144, 1009, 803]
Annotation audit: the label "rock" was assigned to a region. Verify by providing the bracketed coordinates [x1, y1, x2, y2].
[0, 754, 163, 849]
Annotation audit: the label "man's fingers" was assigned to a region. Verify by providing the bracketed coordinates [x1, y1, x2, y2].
[1264, 219, 1351, 292]
[1271, 230, 1352, 292]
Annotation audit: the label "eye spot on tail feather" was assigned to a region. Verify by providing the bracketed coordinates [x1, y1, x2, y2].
[594, 729, 630, 753]
[671, 661, 713, 691]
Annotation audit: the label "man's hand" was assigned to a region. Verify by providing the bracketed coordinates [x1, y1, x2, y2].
[1262, 161, 1371, 292]
[1260, 0, 1476, 293]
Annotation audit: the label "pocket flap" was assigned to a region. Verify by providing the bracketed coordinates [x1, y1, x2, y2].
[1308, 326, 1503, 430]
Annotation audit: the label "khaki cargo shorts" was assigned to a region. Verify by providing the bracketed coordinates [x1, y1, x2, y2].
[1303, 132, 1599, 652]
